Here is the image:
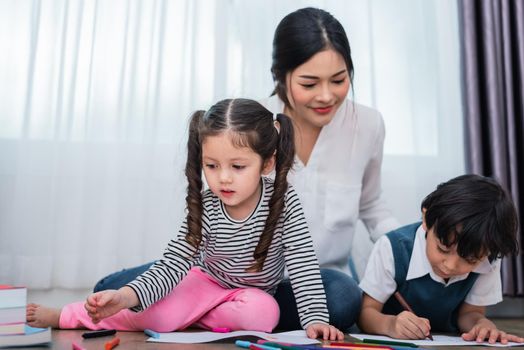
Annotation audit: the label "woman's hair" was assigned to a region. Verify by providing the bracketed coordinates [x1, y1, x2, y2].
[185, 98, 295, 272]
[421, 174, 519, 261]
[271, 7, 354, 107]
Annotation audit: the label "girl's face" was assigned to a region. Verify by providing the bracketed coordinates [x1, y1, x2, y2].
[201, 132, 274, 220]
[284, 48, 350, 129]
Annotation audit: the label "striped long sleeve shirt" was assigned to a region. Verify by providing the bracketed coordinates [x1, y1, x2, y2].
[127, 177, 329, 328]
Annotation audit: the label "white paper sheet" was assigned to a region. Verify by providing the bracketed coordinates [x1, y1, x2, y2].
[147, 329, 320, 344]
[350, 333, 524, 347]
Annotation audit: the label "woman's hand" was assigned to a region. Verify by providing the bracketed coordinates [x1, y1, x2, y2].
[389, 311, 431, 339]
[305, 322, 344, 341]
[461, 318, 524, 344]
[84, 287, 138, 323]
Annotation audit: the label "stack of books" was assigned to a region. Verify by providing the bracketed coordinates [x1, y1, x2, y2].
[0, 285, 25, 335]
[0, 285, 51, 348]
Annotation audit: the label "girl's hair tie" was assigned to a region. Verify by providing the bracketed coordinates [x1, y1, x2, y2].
[273, 113, 280, 133]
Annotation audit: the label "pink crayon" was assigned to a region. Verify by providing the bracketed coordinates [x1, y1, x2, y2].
[212, 327, 231, 333]
[72, 342, 86, 350]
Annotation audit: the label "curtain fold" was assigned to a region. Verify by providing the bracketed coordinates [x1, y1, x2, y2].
[458, 0, 524, 296]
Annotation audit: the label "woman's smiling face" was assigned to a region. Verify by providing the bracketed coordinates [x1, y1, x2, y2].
[285, 48, 350, 129]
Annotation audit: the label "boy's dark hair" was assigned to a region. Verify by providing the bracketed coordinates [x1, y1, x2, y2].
[271, 7, 354, 107]
[421, 174, 519, 261]
[185, 98, 295, 272]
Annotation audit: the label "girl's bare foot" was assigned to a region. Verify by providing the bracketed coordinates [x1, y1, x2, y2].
[26, 303, 61, 328]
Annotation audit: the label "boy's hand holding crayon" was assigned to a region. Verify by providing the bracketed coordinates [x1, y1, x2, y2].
[85, 287, 139, 323]
[389, 310, 432, 340]
[461, 317, 524, 344]
[305, 322, 344, 340]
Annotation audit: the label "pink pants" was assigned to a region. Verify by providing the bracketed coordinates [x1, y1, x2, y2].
[60, 267, 279, 332]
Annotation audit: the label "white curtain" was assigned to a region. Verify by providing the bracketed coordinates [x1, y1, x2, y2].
[0, 0, 463, 289]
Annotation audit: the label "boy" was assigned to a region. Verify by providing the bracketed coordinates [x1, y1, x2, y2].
[358, 174, 523, 344]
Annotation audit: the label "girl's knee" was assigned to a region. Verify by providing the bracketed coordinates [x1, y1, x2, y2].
[134, 302, 183, 332]
[235, 289, 280, 332]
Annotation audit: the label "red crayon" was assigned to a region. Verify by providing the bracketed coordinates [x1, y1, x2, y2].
[327, 343, 392, 349]
[323, 346, 390, 350]
[104, 337, 120, 350]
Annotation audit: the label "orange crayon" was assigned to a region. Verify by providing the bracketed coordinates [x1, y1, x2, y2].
[104, 337, 120, 350]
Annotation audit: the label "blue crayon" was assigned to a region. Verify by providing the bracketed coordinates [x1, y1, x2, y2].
[144, 329, 160, 339]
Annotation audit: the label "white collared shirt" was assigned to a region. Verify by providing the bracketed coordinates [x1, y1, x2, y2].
[359, 224, 502, 306]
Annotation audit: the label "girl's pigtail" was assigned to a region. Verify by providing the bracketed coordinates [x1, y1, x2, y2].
[249, 113, 295, 272]
[185, 110, 205, 248]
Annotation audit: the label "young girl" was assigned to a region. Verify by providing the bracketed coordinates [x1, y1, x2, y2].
[26, 98, 343, 340]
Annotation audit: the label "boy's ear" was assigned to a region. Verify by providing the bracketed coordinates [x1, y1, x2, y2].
[421, 207, 428, 231]
[262, 154, 276, 175]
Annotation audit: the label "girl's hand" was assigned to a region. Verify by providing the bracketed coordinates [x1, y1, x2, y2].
[461, 318, 524, 344]
[84, 288, 135, 323]
[305, 323, 344, 341]
[389, 311, 431, 339]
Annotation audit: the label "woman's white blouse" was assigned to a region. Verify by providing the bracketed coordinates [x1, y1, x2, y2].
[260, 95, 399, 275]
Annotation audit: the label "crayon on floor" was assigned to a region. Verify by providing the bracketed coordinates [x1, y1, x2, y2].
[262, 341, 319, 350]
[362, 338, 418, 348]
[104, 337, 120, 350]
[212, 327, 232, 333]
[72, 341, 86, 350]
[236, 340, 280, 350]
[250, 345, 281, 350]
[326, 343, 420, 350]
[81, 329, 117, 339]
[144, 329, 160, 339]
